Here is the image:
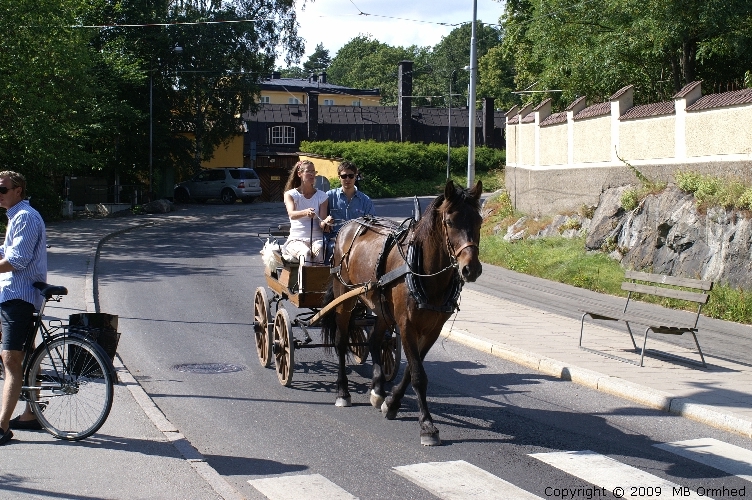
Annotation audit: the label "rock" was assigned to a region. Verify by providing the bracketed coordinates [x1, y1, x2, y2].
[585, 185, 632, 250]
[142, 199, 173, 214]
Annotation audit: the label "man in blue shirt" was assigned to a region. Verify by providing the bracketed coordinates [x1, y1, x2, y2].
[0, 171, 47, 444]
[325, 162, 375, 262]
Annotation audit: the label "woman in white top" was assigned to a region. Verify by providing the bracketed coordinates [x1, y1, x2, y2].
[282, 160, 333, 263]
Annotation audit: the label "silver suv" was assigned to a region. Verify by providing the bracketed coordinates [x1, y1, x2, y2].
[174, 168, 262, 204]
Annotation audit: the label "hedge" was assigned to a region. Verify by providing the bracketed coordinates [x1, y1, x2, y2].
[300, 140, 505, 198]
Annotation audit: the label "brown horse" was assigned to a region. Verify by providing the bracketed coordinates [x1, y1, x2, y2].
[321, 180, 483, 445]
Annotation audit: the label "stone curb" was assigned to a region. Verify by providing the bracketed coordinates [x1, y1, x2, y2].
[441, 328, 752, 439]
[87, 219, 244, 500]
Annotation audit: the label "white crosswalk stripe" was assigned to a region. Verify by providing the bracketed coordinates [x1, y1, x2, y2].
[655, 438, 752, 483]
[530, 450, 710, 499]
[393, 460, 543, 500]
[248, 473, 357, 500]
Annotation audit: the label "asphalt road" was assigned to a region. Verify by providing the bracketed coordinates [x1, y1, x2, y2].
[95, 202, 752, 499]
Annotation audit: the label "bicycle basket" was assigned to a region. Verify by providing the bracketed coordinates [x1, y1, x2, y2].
[68, 313, 120, 361]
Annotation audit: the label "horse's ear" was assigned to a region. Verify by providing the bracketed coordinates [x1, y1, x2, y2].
[444, 179, 456, 201]
[468, 180, 482, 201]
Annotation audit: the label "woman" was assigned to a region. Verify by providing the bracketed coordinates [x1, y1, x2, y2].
[282, 160, 333, 263]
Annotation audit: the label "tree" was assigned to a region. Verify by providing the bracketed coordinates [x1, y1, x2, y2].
[303, 43, 331, 74]
[498, 0, 752, 109]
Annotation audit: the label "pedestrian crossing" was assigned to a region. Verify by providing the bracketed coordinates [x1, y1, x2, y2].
[248, 438, 749, 499]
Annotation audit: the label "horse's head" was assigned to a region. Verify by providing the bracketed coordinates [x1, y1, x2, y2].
[440, 180, 483, 282]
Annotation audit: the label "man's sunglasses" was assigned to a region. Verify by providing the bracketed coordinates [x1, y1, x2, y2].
[339, 174, 356, 179]
[0, 186, 15, 194]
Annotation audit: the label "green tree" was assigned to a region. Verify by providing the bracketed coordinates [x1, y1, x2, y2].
[303, 43, 331, 74]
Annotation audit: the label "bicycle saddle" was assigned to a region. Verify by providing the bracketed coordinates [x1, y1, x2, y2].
[33, 282, 68, 299]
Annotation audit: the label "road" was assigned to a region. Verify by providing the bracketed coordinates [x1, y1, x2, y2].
[97, 202, 752, 499]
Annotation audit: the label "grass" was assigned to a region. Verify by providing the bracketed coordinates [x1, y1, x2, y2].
[479, 220, 752, 325]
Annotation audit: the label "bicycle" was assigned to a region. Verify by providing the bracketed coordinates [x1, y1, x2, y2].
[0, 282, 116, 440]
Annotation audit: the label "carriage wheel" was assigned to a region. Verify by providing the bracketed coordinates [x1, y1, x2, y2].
[382, 331, 402, 383]
[273, 308, 294, 387]
[348, 326, 369, 365]
[253, 287, 272, 368]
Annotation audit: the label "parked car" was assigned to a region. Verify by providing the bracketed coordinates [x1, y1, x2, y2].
[174, 168, 262, 204]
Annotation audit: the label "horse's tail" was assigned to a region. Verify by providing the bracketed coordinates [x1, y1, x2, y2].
[320, 280, 337, 350]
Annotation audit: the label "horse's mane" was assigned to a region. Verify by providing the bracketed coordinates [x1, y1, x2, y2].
[413, 183, 480, 245]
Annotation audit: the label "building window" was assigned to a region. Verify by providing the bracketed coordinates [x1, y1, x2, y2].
[324, 99, 334, 106]
[260, 96, 270, 104]
[288, 97, 300, 104]
[268, 126, 296, 145]
[352, 100, 361, 107]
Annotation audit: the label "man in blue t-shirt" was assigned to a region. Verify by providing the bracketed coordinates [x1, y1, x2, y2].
[325, 162, 375, 262]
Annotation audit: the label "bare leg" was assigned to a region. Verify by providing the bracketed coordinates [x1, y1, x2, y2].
[0, 349, 27, 430]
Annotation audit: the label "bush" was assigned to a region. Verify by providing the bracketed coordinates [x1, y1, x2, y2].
[300, 140, 505, 197]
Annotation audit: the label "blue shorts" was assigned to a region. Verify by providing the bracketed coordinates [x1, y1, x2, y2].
[0, 299, 36, 352]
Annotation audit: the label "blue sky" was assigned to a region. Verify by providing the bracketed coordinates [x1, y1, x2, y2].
[291, 0, 505, 63]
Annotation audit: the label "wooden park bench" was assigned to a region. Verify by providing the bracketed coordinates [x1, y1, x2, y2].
[579, 271, 713, 367]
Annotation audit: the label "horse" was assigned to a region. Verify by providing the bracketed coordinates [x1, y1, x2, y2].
[320, 179, 483, 445]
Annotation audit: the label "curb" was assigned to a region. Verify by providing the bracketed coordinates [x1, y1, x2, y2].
[86, 219, 244, 500]
[440, 328, 752, 439]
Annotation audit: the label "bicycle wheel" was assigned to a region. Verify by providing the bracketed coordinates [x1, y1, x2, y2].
[25, 334, 114, 440]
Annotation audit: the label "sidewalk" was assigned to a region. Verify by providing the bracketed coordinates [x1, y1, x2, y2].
[443, 287, 752, 438]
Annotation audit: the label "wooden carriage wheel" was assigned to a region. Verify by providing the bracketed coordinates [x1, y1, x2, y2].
[253, 287, 273, 368]
[273, 308, 294, 387]
[348, 326, 369, 365]
[382, 331, 402, 383]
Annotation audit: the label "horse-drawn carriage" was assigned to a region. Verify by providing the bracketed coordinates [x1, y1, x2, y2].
[252, 235, 402, 386]
[253, 180, 483, 446]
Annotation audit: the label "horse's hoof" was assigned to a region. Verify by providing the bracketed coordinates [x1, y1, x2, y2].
[420, 431, 441, 446]
[381, 401, 397, 420]
[370, 390, 385, 408]
[335, 397, 352, 407]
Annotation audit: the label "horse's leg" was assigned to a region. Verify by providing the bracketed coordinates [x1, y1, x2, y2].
[368, 316, 389, 408]
[381, 323, 416, 420]
[334, 308, 352, 407]
[412, 343, 441, 446]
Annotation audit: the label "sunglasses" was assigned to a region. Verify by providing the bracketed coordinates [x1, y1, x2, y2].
[0, 186, 14, 194]
[339, 174, 356, 179]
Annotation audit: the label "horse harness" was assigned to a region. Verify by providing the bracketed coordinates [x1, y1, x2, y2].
[333, 215, 468, 313]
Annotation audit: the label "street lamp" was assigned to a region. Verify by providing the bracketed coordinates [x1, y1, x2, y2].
[447, 66, 469, 180]
[467, 0, 478, 188]
[149, 44, 183, 200]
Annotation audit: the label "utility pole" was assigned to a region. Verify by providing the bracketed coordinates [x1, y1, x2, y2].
[467, 0, 478, 188]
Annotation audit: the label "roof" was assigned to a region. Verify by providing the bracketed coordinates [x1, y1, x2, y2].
[259, 77, 381, 98]
[244, 104, 507, 128]
[540, 111, 567, 127]
[620, 101, 675, 120]
[686, 88, 752, 112]
[573, 102, 611, 120]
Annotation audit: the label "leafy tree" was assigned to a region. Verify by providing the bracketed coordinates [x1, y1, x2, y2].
[328, 35, 431, 105]
[303, 43, 331, 74]
[277, 66, 307, 78]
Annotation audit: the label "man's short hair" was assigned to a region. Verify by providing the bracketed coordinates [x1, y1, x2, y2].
[337, 161, 358, 175]
[0, 171, 26, 198]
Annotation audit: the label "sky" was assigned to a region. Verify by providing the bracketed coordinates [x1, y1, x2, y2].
[290, 0, 505, 64]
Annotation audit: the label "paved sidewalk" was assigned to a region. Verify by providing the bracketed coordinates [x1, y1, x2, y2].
[442, 288, 752, 438]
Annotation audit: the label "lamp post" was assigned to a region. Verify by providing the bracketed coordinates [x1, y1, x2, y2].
[447, 67, 469, 180]
[467, 0, 478, 188]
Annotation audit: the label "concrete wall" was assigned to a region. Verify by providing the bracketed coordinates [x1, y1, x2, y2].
[505, 83, 752, 215]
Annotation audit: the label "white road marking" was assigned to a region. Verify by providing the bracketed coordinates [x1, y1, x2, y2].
[248, 473, 357, 500]
[393, 460, 543, 500]
[530, 450, 710, 499]
[655, 438, 752, 482]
